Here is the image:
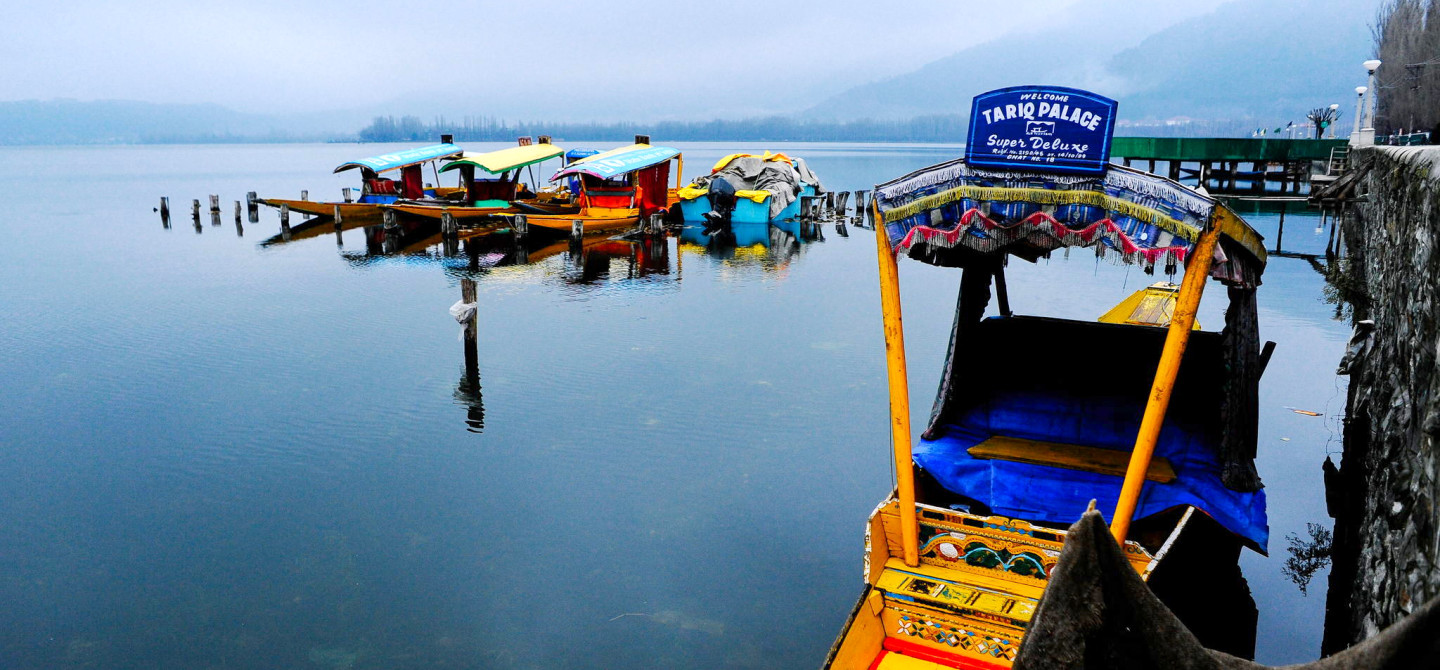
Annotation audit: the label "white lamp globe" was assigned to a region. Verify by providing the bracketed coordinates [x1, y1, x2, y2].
[1364, 59, 1382, 72]
[1356, 86, 1368, 95]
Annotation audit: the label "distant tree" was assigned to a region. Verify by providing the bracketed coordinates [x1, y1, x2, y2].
[1373, 0, 1440, 134]
[1306, 106, 1341, 139]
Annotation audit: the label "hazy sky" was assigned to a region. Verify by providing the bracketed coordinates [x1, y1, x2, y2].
[2, 0, 1234, 120]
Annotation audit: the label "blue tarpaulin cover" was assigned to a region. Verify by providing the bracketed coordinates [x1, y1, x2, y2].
[917, 419, 1269, 552]
[334, 144, 462, 174]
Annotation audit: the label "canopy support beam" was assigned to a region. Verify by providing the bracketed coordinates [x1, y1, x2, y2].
[874, 204, 919, 567]
[1111, 225, 1220, 545]
[994, 262, 1012, 318]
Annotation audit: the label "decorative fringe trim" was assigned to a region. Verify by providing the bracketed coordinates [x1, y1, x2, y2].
[894, 208, 1191, 268]
[883, 185, 1202, 243]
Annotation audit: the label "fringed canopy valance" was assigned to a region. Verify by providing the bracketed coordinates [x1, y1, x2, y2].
[874, 159, 1267, 287]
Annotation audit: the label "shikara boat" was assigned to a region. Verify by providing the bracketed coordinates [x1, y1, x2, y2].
[676, 151, 823, 225]
[824, 97, 1271, 668]
[383, 138, 578, 222]
[515, 138, 684, 235]
[260, 142, 463, 219]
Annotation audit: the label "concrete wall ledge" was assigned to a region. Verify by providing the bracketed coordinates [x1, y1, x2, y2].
[1356, 145, 1440, 181]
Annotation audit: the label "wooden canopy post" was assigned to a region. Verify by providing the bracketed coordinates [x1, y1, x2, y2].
[873, 201, 919, 567]
[1111, 224, 1221, 544]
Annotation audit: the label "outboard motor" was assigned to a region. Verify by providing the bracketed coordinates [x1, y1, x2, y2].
[701, 176, 739, 239]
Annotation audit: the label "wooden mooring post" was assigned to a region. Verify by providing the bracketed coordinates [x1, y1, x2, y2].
[853, 190, 869, 223]
[460, 277, 480, 422]
[234, 201, 243, 237]
[441, 211, 457, 239]
[799, 195, 820, 221]
[208, 194, 220, 213]
[512, 214, 528, 240]
[191, 199, 201, 222]
[835, 191, 851, 218]
[1274, 207, 1286, 253]
[342, 187, 353, 203]
[159, 197, 170, 228]
[1326, 209, 1339, 258]
[279, 203, 291, 232]
[246, 192, 259, 223]
[570, 219, 583, 242]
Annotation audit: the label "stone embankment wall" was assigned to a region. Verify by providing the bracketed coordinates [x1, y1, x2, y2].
[1327, 146, 1440, 652]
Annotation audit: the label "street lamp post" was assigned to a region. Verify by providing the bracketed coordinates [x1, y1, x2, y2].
[1360, 59, 1382, 145]
[1328, 103, 1340, 139]
[1350, 86, 1368, 146]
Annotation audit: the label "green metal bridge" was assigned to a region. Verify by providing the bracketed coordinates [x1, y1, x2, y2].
[1111, 137, 1347, 161]
[1107, 137, 1349, 192]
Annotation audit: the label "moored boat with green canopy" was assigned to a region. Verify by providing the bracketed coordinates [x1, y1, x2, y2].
[383, 138, 580, 223]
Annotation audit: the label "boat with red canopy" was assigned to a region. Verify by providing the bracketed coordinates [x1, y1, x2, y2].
[512, 136, 683, 235]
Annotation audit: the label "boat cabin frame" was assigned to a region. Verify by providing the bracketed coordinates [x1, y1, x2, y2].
[333, 142, 463, 203]
[825, 156, 1271, 669]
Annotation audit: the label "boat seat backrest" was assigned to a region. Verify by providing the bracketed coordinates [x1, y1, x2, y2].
[367, 179, 399, 196]
[469, 179, 519, 202]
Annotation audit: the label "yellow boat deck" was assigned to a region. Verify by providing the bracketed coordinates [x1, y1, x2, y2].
[825, 499, 1157, 670]
[521, 207, 641, 233]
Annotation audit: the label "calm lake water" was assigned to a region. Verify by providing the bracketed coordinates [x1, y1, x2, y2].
[0, 142, 1348, 668]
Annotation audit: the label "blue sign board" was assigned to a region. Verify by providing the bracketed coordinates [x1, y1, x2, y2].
[965, 86, 1117, 175]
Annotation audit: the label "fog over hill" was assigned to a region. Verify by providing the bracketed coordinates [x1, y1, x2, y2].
[0, 0, 1383, 143]
[806, 0, 1379, 125]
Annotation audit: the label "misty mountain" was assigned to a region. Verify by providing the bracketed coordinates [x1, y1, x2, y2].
[805, 0, 1379, 125]
[0, 0, 1384, 144]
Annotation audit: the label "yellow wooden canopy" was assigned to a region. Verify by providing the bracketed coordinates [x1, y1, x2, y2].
[1097, 282, 1202, 330]
[440, 144, 565, 175]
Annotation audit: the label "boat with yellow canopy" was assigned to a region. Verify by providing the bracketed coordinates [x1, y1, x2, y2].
[382, 137, 578, 222]
[260, 140, 464, 219]
[824, 85, 1272, 670]
[512, 136, 684, 234]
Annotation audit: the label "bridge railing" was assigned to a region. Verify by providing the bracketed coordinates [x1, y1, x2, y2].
[1376, 132, 1433, 146]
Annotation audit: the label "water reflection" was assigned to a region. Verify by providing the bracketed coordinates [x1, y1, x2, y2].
[454, 278, 484, 433]
[677, 219, 825, 272]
